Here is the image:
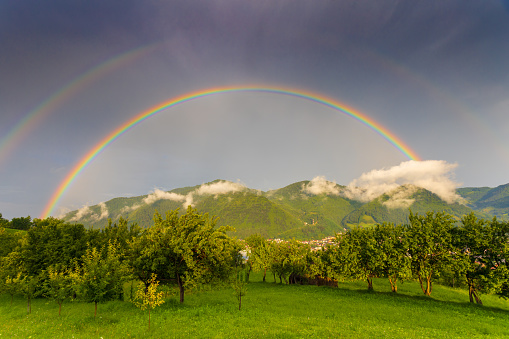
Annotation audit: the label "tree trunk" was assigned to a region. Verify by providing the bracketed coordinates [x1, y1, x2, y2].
[367, 277, 373, 291]
[418, 274, 432, 296]
[58, 301, 62, 316]
[148, 308, 151, 331]
[95, 301, 97, 318]
[389, 277, 397, 293]
[177, 273, 185, 303]
[27, 297, 30, 314]
[263, 268, 266, 282]
[239, 293, 242, 311]
[469, 283, 483, 305]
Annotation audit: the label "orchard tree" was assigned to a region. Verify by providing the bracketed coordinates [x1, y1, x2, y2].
[129, 207, 241, 303]
[18, 274, 39, 314]
[345, 226, 385, 290]
[44, 266, 74, 315]
[0, 250, 24, 305]
[71, 241, 130, 318]
[407, 211, 455, 296]
[10, 216, 33, 230]
[245, 234, 272, 282]
[133, 273, 165, 331]
[374, 223, 411, 293]
[20, 218, 89, 276]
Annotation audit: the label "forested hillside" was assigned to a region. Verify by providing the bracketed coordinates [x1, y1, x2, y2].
[59, 179, 509, 240]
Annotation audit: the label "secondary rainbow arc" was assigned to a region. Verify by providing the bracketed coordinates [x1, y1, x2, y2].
[41, 85, 421, 218]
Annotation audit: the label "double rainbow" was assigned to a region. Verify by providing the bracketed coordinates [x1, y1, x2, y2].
[41, 85, 421, 218]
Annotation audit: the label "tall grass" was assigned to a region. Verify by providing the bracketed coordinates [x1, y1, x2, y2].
[1, 274, 509, 338]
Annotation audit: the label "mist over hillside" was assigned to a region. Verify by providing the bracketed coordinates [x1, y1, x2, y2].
[62, 178, 508, 240]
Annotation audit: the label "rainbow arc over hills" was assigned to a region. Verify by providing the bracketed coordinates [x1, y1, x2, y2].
[41, 85, 421, 218]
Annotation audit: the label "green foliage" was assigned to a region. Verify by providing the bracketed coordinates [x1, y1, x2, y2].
[333, 226, 385, 290]
[231, 268, 248, 310]
[44, 266, 74, 315]
[407, 211, 455, 296]
[128, 206, 240, 303]
[374, 223, 412, 292]
[20, 218, 90, 276]
[0, 226, 23, 258]
[8, 216, 33, 230]
[17, 274, 40, 314]
[70, 241, 130, 318]
[132, 273, 166, 330]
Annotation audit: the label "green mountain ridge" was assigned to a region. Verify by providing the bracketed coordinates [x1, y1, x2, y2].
[62, 180, 509, 240]
[457, 183, 509, 219]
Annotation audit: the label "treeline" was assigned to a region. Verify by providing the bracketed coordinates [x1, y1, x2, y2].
[244, 211, 509, 305]
[1, 208, 509, 320]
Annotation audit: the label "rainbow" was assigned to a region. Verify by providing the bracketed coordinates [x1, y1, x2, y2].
[41, 85, 421, 218]
[0, 43, 159, 166]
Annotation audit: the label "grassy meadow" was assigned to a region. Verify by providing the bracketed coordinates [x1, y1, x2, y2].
[2, 273, 509, 338]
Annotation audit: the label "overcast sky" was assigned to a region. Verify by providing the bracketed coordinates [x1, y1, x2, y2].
[1, 0, 509, 219]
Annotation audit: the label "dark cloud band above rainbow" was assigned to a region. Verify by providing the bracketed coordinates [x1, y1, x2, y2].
[41, 85, 422, 218]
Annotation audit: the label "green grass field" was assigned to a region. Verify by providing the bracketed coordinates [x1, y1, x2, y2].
[2, 274, 509, 338]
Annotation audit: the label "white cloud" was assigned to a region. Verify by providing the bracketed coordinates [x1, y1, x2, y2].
[184, 180, 247, 208]
[382, 185, 418, 209]
[120, 203, 142, 214]
[90, 202, 109, 221]
[194, 181, 247, 196]
[70, 205, 92, 221]
[342, 160, 463, 204]
[143, 189, 186, 205]
[302, 176, 341, 195]
[70, 202, 109, 221]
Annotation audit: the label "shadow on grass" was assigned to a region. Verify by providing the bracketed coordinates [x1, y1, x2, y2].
[335, 285, 509, 316]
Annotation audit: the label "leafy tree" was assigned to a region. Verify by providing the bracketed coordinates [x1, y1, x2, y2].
[0, 226, 23, 258]
[2, 273, 21, 306]
[44, 266, 74, 315]
[0, 213, 9, 228]
[9, 216, 33, 230]
[231, 267, 248, 311]
[129, 206, 240, 303]
[407, 211, 455, 296]
[100, 217, 141, 258]
[18, 274, 39, 314]
[374, 223, 411, 293]
[133, 273, 165, 331]
[20, 218, 89, 276]
[0, 250, 23, 305]
[245, 234, 272, 282]
[344, 227, 385, 290]
[71, 241, 130, 318]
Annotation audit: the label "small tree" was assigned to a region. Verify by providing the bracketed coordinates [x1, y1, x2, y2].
[231, 268, 248, 311]
[18, 274, 39, 314]
[334, 227, 385, 290]
[129, 207, 240, 304]
[3, 273, 21, 306]
[71, 241, 130, 318]
[133, 273, 165, 331]
[407, 211, 455, 296]
[375, 223, 411, 293]
[44, 266, 73, 315]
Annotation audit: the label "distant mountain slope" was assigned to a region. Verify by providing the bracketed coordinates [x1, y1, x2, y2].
[457, 184, 509, 220]
[342, 185, 474, 227]
[62, 179, 508, 240]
